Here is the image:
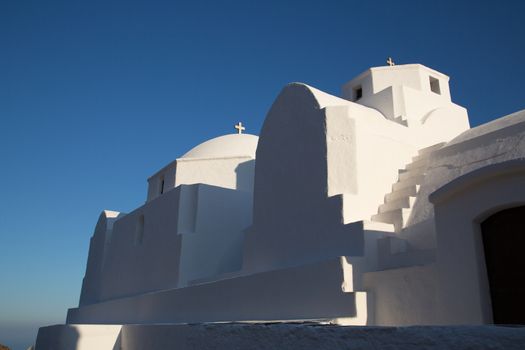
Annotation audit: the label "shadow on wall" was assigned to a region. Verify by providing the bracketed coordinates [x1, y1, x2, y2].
[113, 333, 121, 350]
[35, 326, 80, 350]
[235, 159, 255, 192]
[35, 325, 122, 350]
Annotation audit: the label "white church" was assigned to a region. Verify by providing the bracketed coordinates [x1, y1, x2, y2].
[36, 62, 525, 349]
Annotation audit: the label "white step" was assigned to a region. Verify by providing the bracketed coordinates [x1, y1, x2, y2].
[392, 175, 425, 191]
[385, 184, 420, 202]
[398, 169, 426, 182]
[379, 196, 416, 213]
[371, 208, 411, 232]
[411, 143, 445, 163]
[418, 142, 445, 156]
[405, 158, 429, 171]
[363, 220, 395, 233]
[410, 153, 426, 163]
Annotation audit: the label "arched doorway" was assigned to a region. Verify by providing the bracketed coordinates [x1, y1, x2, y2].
[481, 205, 525, 324]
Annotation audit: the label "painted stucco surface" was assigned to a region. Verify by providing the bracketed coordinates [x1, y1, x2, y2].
[36, 64, 525, 349]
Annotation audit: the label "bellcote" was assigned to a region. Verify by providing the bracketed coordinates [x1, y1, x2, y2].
[342, 64, 454, 127]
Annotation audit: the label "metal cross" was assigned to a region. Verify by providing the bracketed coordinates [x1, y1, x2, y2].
[234, 122, 245, 134]
[387, 57, 395, 66]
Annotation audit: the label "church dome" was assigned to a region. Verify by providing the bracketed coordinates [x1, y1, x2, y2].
[181, 134, 259, 159]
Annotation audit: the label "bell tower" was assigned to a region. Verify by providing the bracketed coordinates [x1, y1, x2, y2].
[342, 63, 455, 127]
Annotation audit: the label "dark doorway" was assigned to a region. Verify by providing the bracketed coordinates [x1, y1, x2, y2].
[481, 205, 525, 324]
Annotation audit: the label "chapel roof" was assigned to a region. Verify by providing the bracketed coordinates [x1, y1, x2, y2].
[181, 133, 259, 159]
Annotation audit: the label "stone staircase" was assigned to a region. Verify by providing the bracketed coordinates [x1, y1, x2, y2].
[371, 142, 444, 232]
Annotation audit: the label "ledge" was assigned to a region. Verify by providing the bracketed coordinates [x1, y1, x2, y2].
[429, 158, 525, 205]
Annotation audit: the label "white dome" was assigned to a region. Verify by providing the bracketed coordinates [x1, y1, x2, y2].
[181, 134, 259, 159]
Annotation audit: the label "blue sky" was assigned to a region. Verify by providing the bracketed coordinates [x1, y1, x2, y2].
[1, 0, 524, 349]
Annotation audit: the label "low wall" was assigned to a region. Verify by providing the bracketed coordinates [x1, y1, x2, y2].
[36, 323, 525, 350]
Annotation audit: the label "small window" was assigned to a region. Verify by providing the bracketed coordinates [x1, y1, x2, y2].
[429, 76, 441, 95]
[135, 215, 144, 245]
[159, 176, 165, 195]
[353, 86, 363, 101]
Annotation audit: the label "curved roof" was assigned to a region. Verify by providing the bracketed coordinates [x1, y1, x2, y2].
[288, 82, 354, 109]
[181, 134, 259, 159]
[447, 109, 525, 147]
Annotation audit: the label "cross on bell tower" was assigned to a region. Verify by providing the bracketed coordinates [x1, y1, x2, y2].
[386, 57, 395, 66]
[234, 122, 245, 134]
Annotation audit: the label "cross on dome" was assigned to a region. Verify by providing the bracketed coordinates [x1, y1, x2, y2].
[386, 57, 395, 66]
[234, 122, 246, 134]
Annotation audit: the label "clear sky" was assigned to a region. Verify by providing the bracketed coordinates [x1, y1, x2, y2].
[1, 0, 524, 349]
